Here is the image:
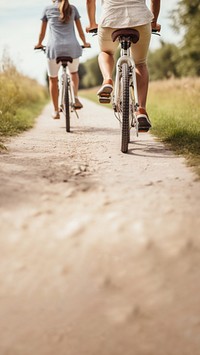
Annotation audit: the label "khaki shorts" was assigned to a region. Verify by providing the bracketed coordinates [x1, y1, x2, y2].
[47, 57, 79, 78]
[98, 23, 151, 64]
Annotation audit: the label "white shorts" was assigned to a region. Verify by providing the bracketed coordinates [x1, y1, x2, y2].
[47, 57, 79, 77]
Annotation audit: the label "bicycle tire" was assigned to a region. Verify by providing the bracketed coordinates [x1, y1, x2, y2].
[121, 63, 130, 153]
[63, 78, 70, 132]
[130, 85, 138, 137]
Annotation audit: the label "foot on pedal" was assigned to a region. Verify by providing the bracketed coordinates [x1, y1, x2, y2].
[52, 111, 60, 119]
[74, 97, 83, 109]
[97, 79, 113, 104]
[136, 107, 151, 132]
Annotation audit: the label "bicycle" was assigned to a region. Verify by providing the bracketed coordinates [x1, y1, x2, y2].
[90, 28, 160, 153]
[35, 46, 87, 133]
[56, 54, 77, 132]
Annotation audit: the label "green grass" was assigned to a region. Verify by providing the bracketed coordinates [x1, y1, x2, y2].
[148, 78, 200, 175]
[80, 78, 200, 176]
[81, 87, 102, 105]
[0, 61, 48, 149]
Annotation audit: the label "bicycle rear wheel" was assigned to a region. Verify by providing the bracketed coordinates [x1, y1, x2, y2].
[121, 63, 130, 153]
[63, 78, 70, 132]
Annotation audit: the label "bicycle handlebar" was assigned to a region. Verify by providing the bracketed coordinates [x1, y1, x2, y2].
[89, 27, 160, 36]
[34, 45, 46, 52]
[152, 29, 161, 36]
[88, 28, 98, 36]
[35, 45, 90, 51]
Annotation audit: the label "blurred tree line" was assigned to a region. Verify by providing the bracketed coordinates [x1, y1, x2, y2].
[79, 0, 200, 88]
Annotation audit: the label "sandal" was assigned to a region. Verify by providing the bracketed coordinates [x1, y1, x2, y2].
[52, 111, 60, 119]
[136, 107, 151, 132]
[97, 79, 113, 97]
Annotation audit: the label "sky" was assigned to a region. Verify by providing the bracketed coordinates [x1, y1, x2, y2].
[0, 0, 181, 85]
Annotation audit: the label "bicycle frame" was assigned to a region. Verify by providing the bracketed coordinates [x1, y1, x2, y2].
[59, 65, 75, 111]
[113, 51, 139, 111]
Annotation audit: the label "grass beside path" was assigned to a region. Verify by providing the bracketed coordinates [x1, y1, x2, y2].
[0, 65, 48, 150]
[148, 78, 200, 176]
[80, 78, 200, 177]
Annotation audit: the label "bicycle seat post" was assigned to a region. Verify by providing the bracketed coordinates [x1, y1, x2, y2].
[120, 37, 132, 58]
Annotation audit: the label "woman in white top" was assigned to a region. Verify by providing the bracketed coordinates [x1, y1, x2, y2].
[86, 0, 161, 131]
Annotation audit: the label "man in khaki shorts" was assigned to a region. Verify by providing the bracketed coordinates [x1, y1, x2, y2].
[86, 0, 161, 131]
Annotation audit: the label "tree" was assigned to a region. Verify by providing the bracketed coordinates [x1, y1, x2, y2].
[148, 42, 180, 80]
[79, 56, 102, 89]
[78, 63, 87, 89]
[171, 0, 200, 76]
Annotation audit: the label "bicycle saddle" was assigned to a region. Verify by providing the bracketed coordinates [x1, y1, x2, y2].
[56, 56, 73, 64]
[112, 28, 140, 43]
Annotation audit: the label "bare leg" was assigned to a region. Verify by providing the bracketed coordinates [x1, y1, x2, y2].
[49, 76, 59, 111]
[135, 63, 151, 131]
[135, 63, 149, 109]
[70, 72, 79, 97]
[71, 72, 83, 109]
[98, 51, 114, 82]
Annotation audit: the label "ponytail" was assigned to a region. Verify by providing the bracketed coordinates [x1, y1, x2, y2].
[58, 0, 72, 23]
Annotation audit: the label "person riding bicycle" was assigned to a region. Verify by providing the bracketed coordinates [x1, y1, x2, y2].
[86, 0, 161, 131]
[35, 0, 90, 119]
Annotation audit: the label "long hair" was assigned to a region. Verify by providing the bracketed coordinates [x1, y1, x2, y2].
[58, 0, 72, 23]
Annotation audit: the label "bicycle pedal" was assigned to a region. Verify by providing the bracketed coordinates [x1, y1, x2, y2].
[99, 97, 111, 104]
[59, 105, 63, 112]
[99, 92, 111, 97]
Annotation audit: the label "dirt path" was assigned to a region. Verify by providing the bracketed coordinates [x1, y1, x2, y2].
[0, 99, 200, 355]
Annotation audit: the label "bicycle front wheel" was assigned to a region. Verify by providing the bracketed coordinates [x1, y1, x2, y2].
[63, 78, 70, 132]
[121, 63, 130, 153]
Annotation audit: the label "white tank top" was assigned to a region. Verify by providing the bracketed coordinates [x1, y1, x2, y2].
[100, 0, 153, 28]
